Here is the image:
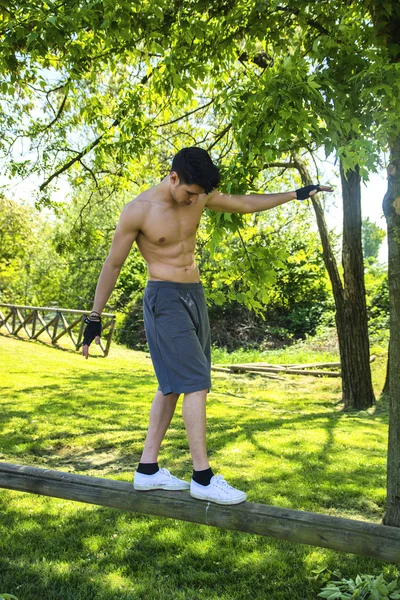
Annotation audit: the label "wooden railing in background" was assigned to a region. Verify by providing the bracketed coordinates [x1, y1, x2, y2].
[0, 303, 116, 357]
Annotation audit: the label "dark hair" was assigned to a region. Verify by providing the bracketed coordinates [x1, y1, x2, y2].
[171, 147, 220, 194]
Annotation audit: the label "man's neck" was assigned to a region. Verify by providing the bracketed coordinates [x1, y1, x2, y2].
[151, 176, 174, 206]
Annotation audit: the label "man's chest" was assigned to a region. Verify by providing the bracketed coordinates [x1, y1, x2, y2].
[140, 205, 204, 246]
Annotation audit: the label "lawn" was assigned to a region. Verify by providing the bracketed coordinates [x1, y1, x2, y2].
[0, 333, 397, 600]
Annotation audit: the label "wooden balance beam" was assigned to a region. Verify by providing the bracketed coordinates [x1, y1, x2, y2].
[0, 462, 399, 564]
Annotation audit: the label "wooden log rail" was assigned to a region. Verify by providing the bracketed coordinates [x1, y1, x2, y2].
[0, 462, 399, 564]
[212, 356, 376, 379]
[222, 365, 342, 377]
[0, 303, 116, 357]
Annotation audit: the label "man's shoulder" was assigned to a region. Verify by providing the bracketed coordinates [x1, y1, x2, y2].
[116, 193, 151, 234]
[128, 188, 153, 205]
[123, 191, 152, 216]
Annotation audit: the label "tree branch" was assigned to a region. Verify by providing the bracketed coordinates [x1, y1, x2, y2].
[155, 99, 214, 128]
[238, 51, 274, 69]
[236, 226, 255, 272]
[276, 5, 331, 36]
[206, 123, 232, 152]
[43, 91, 68, 130]
[263, 161, 297, 169]
[79, 158, 99, 188]
[39, 71, 152, 191]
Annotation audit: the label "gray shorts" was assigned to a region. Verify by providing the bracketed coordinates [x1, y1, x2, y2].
[143, 280, 212, 396]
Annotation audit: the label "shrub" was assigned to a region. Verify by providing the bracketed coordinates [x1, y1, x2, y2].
[315, 571, 400, 600]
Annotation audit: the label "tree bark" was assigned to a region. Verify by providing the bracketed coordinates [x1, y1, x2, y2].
[340, 162, 375, 410]
[293, 154, 375, 410]
[365, 0, 400, 527]
[383, 339, 390, 396]
[382, 138, 400, 527]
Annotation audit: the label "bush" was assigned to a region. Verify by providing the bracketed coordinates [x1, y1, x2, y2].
[114, 295, 148, 351]
[314, 569, 400, 600]
[367, 276, 389, 335]
[114, 289, 335, 353]
[115, 294, 296, 352]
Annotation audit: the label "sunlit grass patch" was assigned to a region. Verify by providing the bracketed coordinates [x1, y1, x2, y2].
[0, 333, 395, 600]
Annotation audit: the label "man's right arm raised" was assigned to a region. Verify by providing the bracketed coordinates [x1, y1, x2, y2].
[91, 201, 143, 316]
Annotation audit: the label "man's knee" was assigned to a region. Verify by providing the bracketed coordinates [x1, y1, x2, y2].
[183, 388, 208, 398]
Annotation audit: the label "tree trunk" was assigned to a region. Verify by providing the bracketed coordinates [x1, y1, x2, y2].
[340, 162, 375, 410]
[382, 339, 390, 396]
[293, 154, 374, 410]
[365, 0, 400, 530]
[382, 137, 400, 527]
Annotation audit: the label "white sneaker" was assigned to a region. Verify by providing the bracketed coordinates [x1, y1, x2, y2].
[190, 474, 247, 505]
[133, 467, 190, 491]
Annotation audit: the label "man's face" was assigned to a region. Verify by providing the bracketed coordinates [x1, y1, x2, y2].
[169, 172, 205, 206]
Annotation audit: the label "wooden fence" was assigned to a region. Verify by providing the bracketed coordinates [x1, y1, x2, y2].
[0, 303, 116, 357]
[0, 462, 399, 564]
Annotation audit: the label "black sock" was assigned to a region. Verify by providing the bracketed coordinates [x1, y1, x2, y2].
[137, 462, 159, 475]
[193, 467, 214, 486]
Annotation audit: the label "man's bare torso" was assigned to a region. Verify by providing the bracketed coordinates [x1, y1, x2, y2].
[134, 185, 208, 283]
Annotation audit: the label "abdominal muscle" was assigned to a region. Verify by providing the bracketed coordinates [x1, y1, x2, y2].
[148, 262, 201, 283]
[136, 235, 201, 283]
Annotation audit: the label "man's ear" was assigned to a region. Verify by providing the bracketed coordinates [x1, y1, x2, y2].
[170, 171, 180, 185]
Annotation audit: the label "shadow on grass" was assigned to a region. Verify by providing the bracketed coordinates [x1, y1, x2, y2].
[0, 340, 394, 599]
[1, 357, 389, 524]
[0, 493, 395, 600]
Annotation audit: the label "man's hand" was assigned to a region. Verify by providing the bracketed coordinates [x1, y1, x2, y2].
[295, 184, 334, 200]
[82, 314, 102, 359]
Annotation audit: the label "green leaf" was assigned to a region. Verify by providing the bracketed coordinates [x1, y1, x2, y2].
[387, 580, 399, 592]
[153, 5, 163, 19]
[26, 32, 39, 45]
[318, 589, 340, 599]
[307, 76, 320, 89]
[382, 1, 392, 16]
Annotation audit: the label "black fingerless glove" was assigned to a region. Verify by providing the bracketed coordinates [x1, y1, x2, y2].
[295, 184, 321, 200]
[82, 316, 102, 347]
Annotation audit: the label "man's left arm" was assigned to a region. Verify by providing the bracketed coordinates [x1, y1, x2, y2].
[205, 185, 334, 214]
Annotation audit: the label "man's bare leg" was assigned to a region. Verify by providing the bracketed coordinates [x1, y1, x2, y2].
[139, 389, 180, 463]
[182, 388, 247, 504]
[182, 389, 210, 471]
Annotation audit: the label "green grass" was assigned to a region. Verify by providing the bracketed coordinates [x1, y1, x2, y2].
[0, 333, 397, 600]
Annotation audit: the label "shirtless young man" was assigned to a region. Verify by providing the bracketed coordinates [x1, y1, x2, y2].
[82, 146, 333, 505]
